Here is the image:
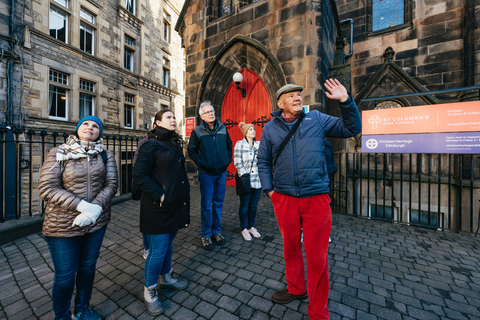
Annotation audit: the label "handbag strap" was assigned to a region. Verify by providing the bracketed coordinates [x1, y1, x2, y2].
[273, 113, 305, 169]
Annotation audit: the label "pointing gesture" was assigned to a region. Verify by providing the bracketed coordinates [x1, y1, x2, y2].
[324, 79, 349, 103]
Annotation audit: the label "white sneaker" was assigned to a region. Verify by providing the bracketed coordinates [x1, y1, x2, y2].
[241, 228, 252, 241]
[329, 237, 332, 243]
[143, 249, 150, 260]
[248, 227, 261, 238]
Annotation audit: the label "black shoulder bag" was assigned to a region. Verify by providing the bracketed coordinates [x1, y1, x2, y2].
[235, 148, 256, 196]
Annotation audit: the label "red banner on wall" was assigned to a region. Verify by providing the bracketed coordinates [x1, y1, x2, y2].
[185, 117, 195, 137]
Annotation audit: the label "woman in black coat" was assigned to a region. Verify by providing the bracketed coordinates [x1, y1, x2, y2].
[132, 110, 190, 315]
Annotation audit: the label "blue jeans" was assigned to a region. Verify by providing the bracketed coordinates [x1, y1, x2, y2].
[144, 231, 178, 287]
[239, 188, 262, 230]
[198, 171, 227, 238]
[143, 233, 150, 250]
[45, 226, 107, 320]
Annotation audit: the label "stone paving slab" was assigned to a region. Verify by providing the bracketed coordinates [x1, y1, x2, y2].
[1, 186, 480, 319]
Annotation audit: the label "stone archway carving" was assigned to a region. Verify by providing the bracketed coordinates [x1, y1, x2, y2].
[195, 37, 285, 121]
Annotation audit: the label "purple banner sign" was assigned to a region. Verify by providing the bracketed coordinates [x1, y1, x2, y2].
[362, 132, 480, 154]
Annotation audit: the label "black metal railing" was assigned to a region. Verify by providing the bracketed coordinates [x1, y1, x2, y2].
[330, 152, 480, 234]
[0, 127, 186, 223]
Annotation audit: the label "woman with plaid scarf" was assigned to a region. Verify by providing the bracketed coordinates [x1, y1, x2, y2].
[38, 116, 118, 320]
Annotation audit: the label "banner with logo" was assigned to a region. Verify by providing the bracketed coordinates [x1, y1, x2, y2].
[185, 117, 195, 138]
[362, 101, 480, 153]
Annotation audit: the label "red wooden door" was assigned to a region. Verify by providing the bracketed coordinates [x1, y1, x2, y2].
[221, 68, 272, 186]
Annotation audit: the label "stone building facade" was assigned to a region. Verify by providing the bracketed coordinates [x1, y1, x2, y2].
[175, 0, 343, 118]
[176, 0, 479, 232]
[0, 0, 186, 220]
[3, 0, 185, 135]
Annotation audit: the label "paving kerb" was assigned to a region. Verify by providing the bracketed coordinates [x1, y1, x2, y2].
[1, 185, 480, 319]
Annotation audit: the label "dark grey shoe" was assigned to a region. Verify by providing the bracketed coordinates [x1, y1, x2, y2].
[201, 237, 214, 250]
[211, 233, 226, 245]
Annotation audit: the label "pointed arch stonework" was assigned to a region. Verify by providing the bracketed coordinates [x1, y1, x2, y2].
[195, 37, 285, 121]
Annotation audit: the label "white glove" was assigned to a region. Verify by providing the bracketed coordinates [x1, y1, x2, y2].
[74, 200, 103, 226]
[72, 214, 93, 227]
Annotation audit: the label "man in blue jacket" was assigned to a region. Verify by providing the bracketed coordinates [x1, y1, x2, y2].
[187, 101, 233, 250]
[257, 79, 361, 320]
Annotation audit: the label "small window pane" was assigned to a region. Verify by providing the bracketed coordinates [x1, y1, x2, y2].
[49, 70, 68, 85]
[126, 0, 135, 14]
[80, 23, 94, 54]
[50, 7, 68, 43]
[372, 0, 404, 31]
[53, 0, 67, 8]
[125, 93, 134, 103]
[125, 35, 135, 46]
[371, 204, 393, 220]
[163, 68, 169, 88]
[80, 80, 95, 92]
[80, 92, 94, 118]
[411, 210, 439, 227]
[124, 105, 133, 128]
[80, 9, 95, 23]
[49, 85, 67, 119]
[124, 48, 134, 71]
[219, 0, 231, 17]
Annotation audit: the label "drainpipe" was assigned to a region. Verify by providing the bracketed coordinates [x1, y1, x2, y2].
[7, 0, 15, 126]
[340, 18, 354, 59]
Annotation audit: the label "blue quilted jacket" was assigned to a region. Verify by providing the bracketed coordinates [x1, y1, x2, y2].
[257, 97, 361, 197]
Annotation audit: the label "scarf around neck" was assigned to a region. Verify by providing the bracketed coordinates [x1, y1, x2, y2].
[281, 113, 300, 123]
[51, 135, 104, 170]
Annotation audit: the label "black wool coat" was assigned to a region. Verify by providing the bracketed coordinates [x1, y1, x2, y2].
[132, 137, 190, 234]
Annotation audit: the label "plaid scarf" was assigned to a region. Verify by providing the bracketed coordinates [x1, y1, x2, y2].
[50, 135, 104, 170]
[281, 113, 300, 123]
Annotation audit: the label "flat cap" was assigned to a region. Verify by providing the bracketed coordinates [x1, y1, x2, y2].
[276, 84, 304, 101]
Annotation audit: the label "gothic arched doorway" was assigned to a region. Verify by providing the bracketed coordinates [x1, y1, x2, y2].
[221, 68, 272, 186]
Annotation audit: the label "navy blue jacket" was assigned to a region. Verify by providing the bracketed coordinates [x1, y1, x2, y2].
[257, 97, 361, 197]
[187, 119, 233, 175]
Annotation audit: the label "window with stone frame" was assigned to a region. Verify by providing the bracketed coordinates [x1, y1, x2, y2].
[368, 0, 412, 33]
[49, 70, 70, 120]
[80, 9, 95, 55]
[163, 11, 171, 43]
[124, 93, 135, 129]
[163, 57, 170, 88]
[79, 79, 96, 118]
[240, 0, 260, 7]
[126, 0, 135, 14]
[218, 0, 232, 18]
[124, 35, 135, 72]
[50, 6, 68, 43]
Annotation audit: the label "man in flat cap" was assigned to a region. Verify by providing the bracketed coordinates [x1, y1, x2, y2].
[257, 79, 361, 320]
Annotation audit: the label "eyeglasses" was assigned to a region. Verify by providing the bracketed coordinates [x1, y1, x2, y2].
[203, 110, 215, 115]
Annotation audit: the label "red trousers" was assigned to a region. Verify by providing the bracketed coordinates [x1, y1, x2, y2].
[271, 192, 331, 320]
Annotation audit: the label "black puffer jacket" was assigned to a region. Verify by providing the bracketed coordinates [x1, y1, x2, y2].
[132, 127, 190, 234]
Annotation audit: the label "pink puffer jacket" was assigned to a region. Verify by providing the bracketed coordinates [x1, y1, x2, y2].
[38, 147, 118, 237]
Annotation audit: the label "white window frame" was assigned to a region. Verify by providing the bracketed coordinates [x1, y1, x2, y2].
[124, 35, 135, 72]
[163, 11, 171, 43]
[126, 0, 135, 15]
[163, 57, 170, 88]
[50, 6, 68, 43]
[124, 93, 135, 129]
[80, 23, 94, 55]
[48, 70, 70, 121]
[79, 79, 96, 118]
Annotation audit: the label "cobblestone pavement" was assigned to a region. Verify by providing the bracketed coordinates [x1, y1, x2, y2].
[1, 186, 480, 320]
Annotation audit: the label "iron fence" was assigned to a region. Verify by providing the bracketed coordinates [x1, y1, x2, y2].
[330, 152, 480, 234]
[0, 127, 161, 222]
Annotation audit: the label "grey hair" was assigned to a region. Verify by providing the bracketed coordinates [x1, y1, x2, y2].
[198, 101, 213, 116]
